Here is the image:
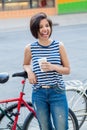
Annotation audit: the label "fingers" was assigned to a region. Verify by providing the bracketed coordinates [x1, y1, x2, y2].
[28, 72, 37, 84]
[28, 78, 37, 84]
[41, 62, 50, 71]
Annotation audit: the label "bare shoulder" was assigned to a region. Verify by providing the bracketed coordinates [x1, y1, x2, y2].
[59, 41, 65, 51]
[24, 44, 31, 52]
[25, 44, 31, 50]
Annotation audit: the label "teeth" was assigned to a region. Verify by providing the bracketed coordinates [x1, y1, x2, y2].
[43, 33, 48, 35]
[43, 33, 47, 35]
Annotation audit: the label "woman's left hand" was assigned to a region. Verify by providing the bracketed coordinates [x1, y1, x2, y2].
[41, 62, 54, 72]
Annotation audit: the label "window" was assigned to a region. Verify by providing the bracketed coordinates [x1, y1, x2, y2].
[0, 0, 55, 11]
[39, 0, 54, 7]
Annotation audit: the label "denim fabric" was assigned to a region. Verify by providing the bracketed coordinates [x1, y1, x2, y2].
[32, 85, 68, 130]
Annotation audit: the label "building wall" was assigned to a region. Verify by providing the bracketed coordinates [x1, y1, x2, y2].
[0, 7, 57, 19]
[57, 0, 87, 14]
[0, 0, 57, 19]
[0, 0, 87, 19]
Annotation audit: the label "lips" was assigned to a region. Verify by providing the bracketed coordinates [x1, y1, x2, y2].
[41, 32, 49, 38]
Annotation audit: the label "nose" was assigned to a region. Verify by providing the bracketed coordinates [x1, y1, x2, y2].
[42, 26, 47, 31]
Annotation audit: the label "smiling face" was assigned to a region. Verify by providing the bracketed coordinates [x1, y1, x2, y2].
[30, 12, 52, 39]
[38, 19, 51, 40]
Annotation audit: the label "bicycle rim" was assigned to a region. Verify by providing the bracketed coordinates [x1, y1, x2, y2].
[0, 102, 32, 130]
[23, 108, 78, 130]
[66, 88, 87, 128]
[68, 108, 79, 130]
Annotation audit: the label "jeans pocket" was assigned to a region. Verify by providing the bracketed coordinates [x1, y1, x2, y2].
[53, 84, 65, 94]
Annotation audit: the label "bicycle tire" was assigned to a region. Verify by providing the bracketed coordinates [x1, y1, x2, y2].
[66, 88, 87, 128]
[0, 101, 33, 130]
[23, 108, 79, 130]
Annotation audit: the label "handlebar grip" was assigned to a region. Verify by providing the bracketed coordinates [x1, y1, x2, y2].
[12, 71, 28, 79]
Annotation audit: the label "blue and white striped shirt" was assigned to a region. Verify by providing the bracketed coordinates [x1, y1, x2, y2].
[30, 40, 65, 89]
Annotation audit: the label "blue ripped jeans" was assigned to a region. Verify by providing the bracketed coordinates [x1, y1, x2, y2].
[32, 86, 68, 130]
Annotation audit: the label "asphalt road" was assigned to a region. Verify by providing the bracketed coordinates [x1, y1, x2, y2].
[0, 24, 87, 129]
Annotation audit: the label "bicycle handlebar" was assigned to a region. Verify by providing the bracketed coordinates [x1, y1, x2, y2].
[12, 71, 28, 79]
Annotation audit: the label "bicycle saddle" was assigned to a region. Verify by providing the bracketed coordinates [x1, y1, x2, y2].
[0, 73, 9, 83]
[12, 71, 28, 79]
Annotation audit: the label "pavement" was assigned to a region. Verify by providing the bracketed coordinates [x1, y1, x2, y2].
[0, 12, 87, 31]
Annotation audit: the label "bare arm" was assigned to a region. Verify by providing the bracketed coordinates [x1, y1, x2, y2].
[23, 44, 37, 84]
[54, 42, 70, 74]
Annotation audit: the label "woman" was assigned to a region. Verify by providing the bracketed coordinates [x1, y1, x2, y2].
[23, 12, 70, 130]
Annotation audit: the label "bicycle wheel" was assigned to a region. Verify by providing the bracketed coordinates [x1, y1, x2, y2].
[0, 102, 33, 130]
[66, 88, 87, 128]
[23, 108, 79, 130]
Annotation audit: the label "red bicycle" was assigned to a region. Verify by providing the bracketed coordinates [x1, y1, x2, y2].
[0, 71, 78, 130]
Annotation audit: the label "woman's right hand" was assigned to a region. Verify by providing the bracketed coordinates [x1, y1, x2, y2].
[27, 71, 37, 84]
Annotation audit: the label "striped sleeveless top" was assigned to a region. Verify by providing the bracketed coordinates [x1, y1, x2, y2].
[30, 40, 65, 89]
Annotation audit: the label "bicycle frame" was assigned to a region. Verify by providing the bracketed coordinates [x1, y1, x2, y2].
[65, 80, 87, 98]
[0, 74, 36, 130]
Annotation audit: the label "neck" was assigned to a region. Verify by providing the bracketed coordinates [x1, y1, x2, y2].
[38, 39, 52, 46]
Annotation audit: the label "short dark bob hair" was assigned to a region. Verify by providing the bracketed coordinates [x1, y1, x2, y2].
[30, 12, 52, 39]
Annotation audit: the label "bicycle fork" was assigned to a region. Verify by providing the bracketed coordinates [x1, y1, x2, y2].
[11, 92, 24, 130]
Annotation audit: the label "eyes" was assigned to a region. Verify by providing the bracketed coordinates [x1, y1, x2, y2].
[39, 19, 50, 29]
[39, 23, 50, 29]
